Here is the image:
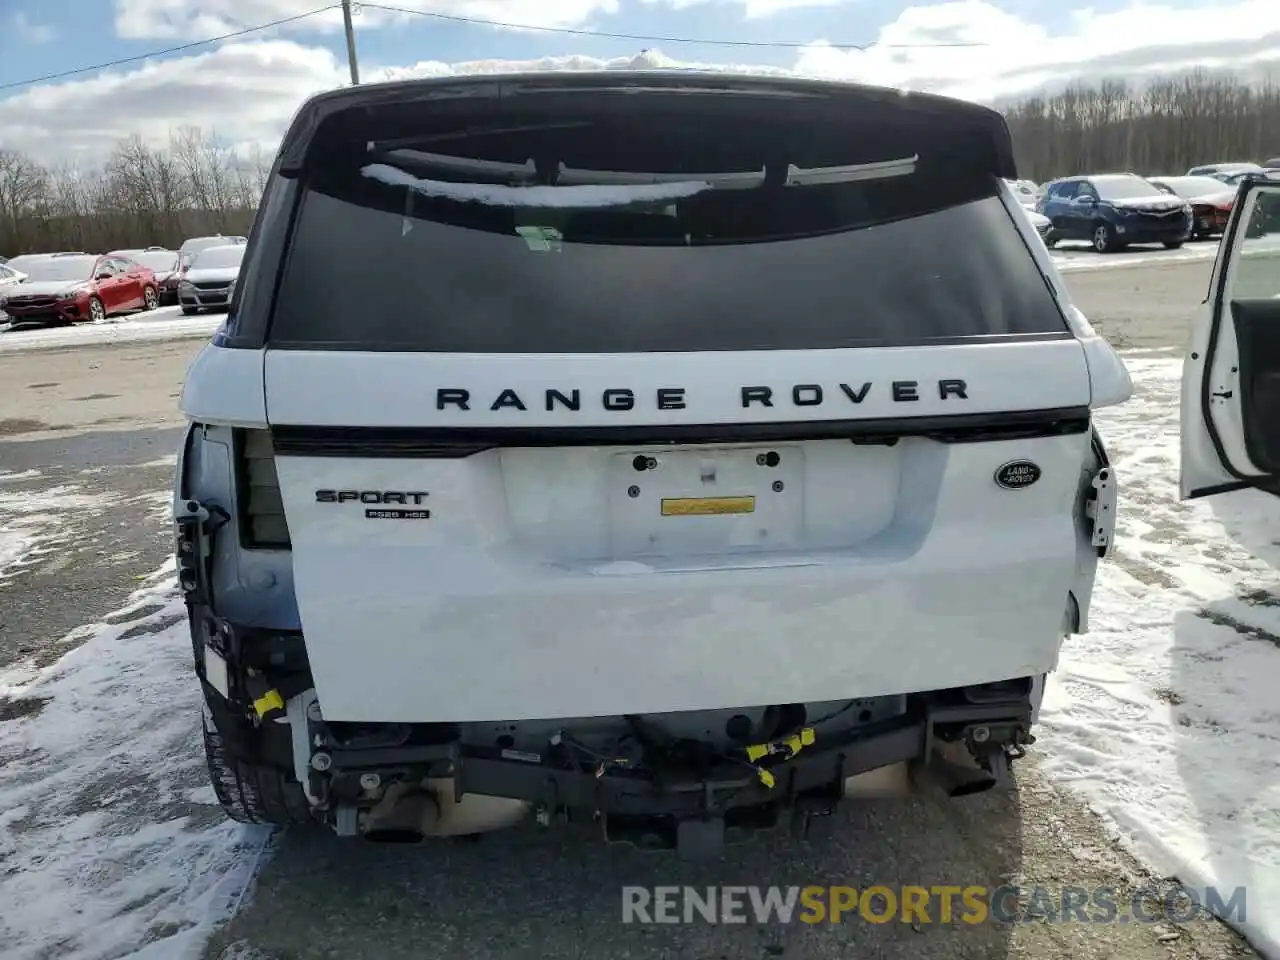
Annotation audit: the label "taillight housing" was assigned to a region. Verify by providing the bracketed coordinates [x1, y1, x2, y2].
[233, 428, 291, 549]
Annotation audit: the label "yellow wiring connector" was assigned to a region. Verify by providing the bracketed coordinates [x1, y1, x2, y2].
[252, 688, 285, 720]
[745, 727, 816, 763]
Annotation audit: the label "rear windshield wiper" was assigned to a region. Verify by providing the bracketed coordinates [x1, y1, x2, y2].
[360, 151, 919, 208]
[361, 162, 713, 208]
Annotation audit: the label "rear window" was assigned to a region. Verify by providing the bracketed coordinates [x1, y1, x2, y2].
[192, 245, 245, 269]
[268, 119, 1067, 352]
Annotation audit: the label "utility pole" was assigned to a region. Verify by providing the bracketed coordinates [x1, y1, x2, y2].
[341, 0, 360, 85]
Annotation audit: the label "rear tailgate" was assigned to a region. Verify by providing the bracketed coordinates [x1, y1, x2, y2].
[254, 74, 1095, 722]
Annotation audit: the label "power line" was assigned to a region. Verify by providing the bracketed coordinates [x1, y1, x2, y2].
[0, 0, 986, 94]
[359, 1, 988, 51]
[0, 4, 340, 92]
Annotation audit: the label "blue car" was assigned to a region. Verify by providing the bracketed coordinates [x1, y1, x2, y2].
[1037, 174, 1193, 253]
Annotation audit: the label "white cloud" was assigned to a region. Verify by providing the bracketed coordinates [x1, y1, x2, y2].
[643, 0, 852, 17]
[12, 12, 55, 43]
[112, 0, 621, 40]
[5, 0, 1279, 164]
[1, 40, 347, 162]
[741, 0, 848, 16]
[795, 0, 1280, 103]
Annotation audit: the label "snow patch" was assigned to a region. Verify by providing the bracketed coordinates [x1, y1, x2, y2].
[0, 484, 125, 579]
[1040, 356, 1280, 959]
[0, 528, 37, 577]
[0, 309, 220, 354]
[0, 564, 268, 960]
[1050, 234, 1280, 273]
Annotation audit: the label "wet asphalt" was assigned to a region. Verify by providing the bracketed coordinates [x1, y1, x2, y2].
[0, 427, 183, 672]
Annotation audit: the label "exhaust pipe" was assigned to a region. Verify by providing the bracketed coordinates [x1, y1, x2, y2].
[361, 779, 530, 842]
[912, 742, 1006, 799]
[363, 789, 439, 843]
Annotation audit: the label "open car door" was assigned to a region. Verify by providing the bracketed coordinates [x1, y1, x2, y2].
[1181, 176, 1280, 499]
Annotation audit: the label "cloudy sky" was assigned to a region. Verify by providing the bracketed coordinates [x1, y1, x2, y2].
[1, 0, 1278, 164]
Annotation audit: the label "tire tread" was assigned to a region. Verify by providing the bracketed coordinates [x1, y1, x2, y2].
[203, 713, 313, 825]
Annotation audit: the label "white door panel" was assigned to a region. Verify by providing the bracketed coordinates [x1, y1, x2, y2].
[1181, 181, 1280, 499]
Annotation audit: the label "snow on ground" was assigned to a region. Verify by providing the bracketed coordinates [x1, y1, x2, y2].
[0, 563, 272, 960]
[0, 308, 222, 353]
[1052, 233, 1280, 273]
[1052, 242, 1222, 272]
[1040, 356, 1280, 958]
[0, 482, 124, 581]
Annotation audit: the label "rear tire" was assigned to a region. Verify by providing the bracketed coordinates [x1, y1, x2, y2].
[1163, 240, 1185, 250]
[143, 285, 159, 310]
[202, 708, 313, 826]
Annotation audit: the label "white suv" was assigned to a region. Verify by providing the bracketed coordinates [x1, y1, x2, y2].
[175, 72, 1132, 859]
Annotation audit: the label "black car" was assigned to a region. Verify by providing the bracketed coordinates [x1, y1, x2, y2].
[1037, 174, 1193, 252]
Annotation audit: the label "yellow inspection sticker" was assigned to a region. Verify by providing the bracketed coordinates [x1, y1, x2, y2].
[660, 496, 756, 517]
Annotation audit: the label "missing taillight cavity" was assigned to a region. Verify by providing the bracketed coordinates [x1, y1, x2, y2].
[234, 428, 291, 549]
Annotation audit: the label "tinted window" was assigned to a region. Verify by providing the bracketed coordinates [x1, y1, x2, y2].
[271, 160, 1066, 352]
[1233, 191, 1280, 301]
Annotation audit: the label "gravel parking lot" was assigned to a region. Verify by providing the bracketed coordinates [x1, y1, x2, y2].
[0, 256, 1261, 960]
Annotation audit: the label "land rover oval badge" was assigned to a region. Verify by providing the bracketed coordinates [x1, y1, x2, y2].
[995, 460, 1041, 490]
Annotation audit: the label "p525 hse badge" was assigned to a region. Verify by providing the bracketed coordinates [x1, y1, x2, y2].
[315, 489, 431, 519]
[994, 461, 1041, 490]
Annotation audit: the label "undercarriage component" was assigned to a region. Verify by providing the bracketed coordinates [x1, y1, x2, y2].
[275, 688, 1032, 859]
[360, 780, 530, 843]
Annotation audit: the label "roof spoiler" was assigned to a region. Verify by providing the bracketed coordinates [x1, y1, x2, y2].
[275, 72, 1018, 180]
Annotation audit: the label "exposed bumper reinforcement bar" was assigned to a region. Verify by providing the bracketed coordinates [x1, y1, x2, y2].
[315, 699, 1031, 858]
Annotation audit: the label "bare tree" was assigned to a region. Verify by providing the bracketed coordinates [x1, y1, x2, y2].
[0, 149, 48, 253]
[1005, 69, 1280, 182]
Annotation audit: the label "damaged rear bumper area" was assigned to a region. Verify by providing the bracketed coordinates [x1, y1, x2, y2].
[179, 497, 1039, 859]
[192, 608, 1035, 861]
[302, 694, 1032, 861]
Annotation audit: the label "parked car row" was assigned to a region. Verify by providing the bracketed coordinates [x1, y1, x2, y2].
[1033, 168, 1280, 254]
[0, 234, 246, 327]
[1002, 161, 1278, 254]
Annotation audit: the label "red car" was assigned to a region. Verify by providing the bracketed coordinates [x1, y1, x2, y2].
[0, 252, 160, 325]
[1149, 176, 1237, 239]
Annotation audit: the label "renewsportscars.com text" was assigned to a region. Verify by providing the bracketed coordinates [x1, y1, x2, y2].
[621, 885, 1246, 925]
